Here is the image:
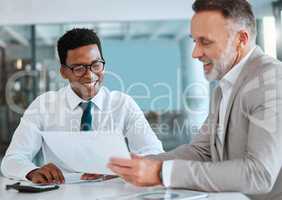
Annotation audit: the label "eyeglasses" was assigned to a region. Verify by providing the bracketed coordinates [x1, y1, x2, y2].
[64, 59, 105, 77]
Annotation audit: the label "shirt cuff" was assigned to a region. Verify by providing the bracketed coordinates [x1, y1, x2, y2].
[20, 166, 39, 181]
[162, 160, 174, 187]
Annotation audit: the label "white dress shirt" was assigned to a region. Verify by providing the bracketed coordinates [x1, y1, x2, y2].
[1, 85, 163, 180]
[161, 47, 255, 187]
[217, 47, 255, 144]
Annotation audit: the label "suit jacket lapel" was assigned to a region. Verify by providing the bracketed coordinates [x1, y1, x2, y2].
[219, 47, 265, 157]
[210, 84, 222, 161]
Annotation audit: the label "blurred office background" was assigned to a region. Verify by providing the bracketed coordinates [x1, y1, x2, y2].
[0, 0, 281, 156]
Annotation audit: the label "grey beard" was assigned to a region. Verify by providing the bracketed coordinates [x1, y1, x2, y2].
[205, 46, 237, 81]
[204, 66, 221, 81]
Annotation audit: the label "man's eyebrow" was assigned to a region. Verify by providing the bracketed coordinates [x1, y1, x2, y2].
[188, 34, 213, 42]
[69, 59, 102, 66]
[193, 36, 213, 41]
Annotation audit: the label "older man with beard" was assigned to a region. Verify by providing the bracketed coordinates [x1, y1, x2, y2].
[108, 0, 282, 200]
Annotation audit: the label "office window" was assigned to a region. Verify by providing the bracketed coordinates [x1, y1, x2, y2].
[263, 16, 277, 58]
[0, 21, 196, 152]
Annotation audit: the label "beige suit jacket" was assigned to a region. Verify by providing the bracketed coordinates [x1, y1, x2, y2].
[152, 47, 282, 200]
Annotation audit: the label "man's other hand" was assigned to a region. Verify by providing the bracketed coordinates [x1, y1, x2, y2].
[107, 155, 163, 186]
[26, 163, 65, 184]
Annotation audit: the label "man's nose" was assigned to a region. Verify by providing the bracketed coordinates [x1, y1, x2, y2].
[192, 43, 204, 59]
[83, 67, 95, 78]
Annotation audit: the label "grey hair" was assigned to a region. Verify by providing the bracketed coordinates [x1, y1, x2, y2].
[193, 0, 257, 46]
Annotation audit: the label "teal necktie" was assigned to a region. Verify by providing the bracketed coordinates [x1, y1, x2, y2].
[80, 101, 94, 131]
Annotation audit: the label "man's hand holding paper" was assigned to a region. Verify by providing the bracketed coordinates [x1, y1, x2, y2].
[40, 131, 130, 178]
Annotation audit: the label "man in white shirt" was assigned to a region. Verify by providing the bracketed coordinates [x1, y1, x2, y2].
[108, 1, 282, 200]
[1, 28, 163, 184]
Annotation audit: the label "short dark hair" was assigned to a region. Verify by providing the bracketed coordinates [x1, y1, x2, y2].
[192, 0, 256, 40]
[57, 28, 104, 65]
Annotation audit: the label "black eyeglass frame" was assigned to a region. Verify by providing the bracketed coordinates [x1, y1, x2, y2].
[63, 59, 105, 77]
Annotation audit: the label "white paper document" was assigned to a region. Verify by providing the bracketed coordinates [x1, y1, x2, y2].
[40, 131, 131, 175]
[25, 173, 104, 186]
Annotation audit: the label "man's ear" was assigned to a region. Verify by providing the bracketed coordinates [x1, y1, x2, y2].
[235, 31, 248, 52]
[238, 31, 249, 47]
[60, 66, 67, 79]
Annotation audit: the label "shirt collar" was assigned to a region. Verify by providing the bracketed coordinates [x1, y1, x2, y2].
[66, 84, 105, 111]
[220, 47, 256, 90]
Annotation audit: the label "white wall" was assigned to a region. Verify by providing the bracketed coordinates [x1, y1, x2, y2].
[0, 0, 193, 25]
[0, 0, 273, 26]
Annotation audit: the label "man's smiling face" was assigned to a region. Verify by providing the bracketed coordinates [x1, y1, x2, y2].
[191, 10, 239, 81]
[60, 44, 105, 100]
